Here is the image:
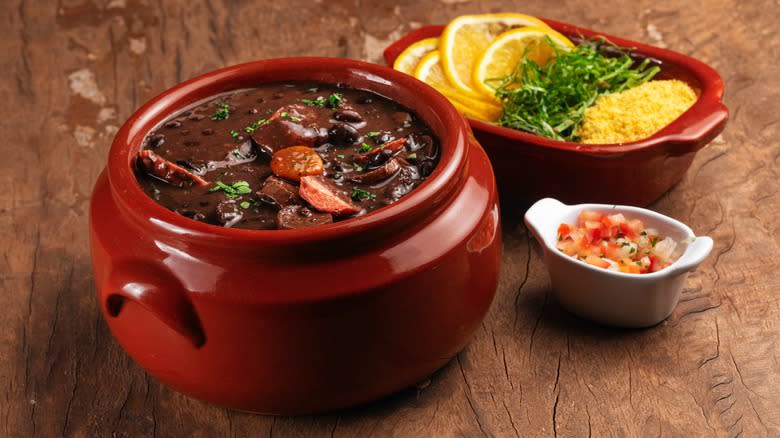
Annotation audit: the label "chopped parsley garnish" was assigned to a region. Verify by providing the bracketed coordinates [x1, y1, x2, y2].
[301, 93, 344, 109]
[211, 102, 230, 121]
[209, 180, 252, 198]
[244, 118, 270, 134]
[650, 236, 660, 247]
[360, 143, 373, 152]
[278, 111, 302, 122]
[492, 38, 659, 141]
[328, 93, 343, 108]
[354, 164, 364, 172]
[351, 188, 375, 202]
[337, 154, 345, 159]
[239, 201, 251, 209]
[366, 131, 381, 138]
[230, 130, 240, 139]
[301, 96, 327, 107]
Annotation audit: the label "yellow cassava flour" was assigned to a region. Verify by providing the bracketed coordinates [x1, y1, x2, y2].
[578, 79, 697, 144]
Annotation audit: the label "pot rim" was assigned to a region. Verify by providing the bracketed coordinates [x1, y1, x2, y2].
[107, 57, 469, 247]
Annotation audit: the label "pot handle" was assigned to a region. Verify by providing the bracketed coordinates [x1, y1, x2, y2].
[101, 262, 205, 348]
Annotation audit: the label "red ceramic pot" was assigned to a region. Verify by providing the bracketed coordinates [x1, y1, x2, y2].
[384, 19, 729, 206]
[89, 57, 502, 414]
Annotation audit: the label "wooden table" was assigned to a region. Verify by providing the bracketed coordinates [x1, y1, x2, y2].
[2, 0, 778, 436]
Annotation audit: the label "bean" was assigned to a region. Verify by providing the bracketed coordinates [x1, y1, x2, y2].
[334, 109, 364, 123]
[148, 134, 165, 148]
[328, 122, 360, 145]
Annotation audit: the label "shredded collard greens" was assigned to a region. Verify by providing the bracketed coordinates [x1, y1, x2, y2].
[489, 38, 660, 142]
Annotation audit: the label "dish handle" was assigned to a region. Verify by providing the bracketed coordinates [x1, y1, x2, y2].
[664, 236, 714, 277]
[524, 197, 569, 248]
[101, 261, 206, 348]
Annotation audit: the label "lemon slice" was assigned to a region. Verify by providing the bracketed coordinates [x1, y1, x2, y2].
[473, 26, 574, 97]
[393, 37, 440, 75]
[440, 13, 551, 97]
[413, 50, 503, 122]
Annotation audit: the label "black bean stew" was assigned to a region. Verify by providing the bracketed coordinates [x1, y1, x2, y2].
[135, 83, 439, 230]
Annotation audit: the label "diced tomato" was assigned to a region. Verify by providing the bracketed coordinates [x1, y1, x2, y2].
[557, 223, 571, 240]
[647, 254, 659, 273]
[556, 210, 680, 274]
[579, 211, 602, 222]
[584, 254, 610, 269]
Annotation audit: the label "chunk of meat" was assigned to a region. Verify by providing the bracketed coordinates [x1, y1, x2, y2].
[299, 175, 360, 216]
[251, 104, 328, 152]
[216, 200, 243, 227]
[257, 176, 302, 208]
[383, 165, 421, 204]
[137, 150, 209, 187]
[276, 205, 333, 230]
[353, 137, 406, 166]
[350, 158, 401, 184]
[270, 146, 324, 182]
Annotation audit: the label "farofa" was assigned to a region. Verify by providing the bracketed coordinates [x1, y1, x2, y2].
[578, 79, 697, 144]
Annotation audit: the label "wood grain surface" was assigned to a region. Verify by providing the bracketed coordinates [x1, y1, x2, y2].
[2, 0, 778, 436]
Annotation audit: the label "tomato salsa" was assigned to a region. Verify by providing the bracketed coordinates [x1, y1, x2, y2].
[556, 210, 681, 274]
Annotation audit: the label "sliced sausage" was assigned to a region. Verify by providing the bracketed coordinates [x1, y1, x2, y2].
[276, 205, 333, 229]
[299, 175, 360, 216]
[350, 158, 401, 184]
[270, 146, 324, 181]
[137, 150, 209, 187]
[353, 137, 406, 166]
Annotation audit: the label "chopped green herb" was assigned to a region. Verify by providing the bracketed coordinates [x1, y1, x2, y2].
[278, 111, 302, 122]
[491, 38, 660, 141]
[366, 131, 381, 138]
[240, 201, 251, 209]
[354, 164, 364, 172]
[230, 130, 240, 139]
[301, 92, 343, 109]
[351, 188, 375, 202]
[243, 118, 270, 134]
[406, 152, 417, 161]
[328, 93, 343, 108]
[337, 154, 345, 159]
[301, 96, 327, 107]
[360, 143, 373, 152]
[651, 236, 660, 247]
[211, 102, 230, 121]
[209, 180, 252, 199]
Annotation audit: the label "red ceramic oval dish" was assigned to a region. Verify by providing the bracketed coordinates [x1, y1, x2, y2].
[89, 57, 502, 414]
[383, 19, 729, 206]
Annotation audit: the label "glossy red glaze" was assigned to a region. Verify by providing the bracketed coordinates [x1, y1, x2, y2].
[89, 57, 502, 414]
[383, 19, 729, 206]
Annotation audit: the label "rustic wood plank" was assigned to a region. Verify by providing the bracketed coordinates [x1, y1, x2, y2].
[0, 0, 778, 436]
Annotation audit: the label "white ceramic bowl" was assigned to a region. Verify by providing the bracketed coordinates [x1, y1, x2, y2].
[524, 198, 713, 327]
